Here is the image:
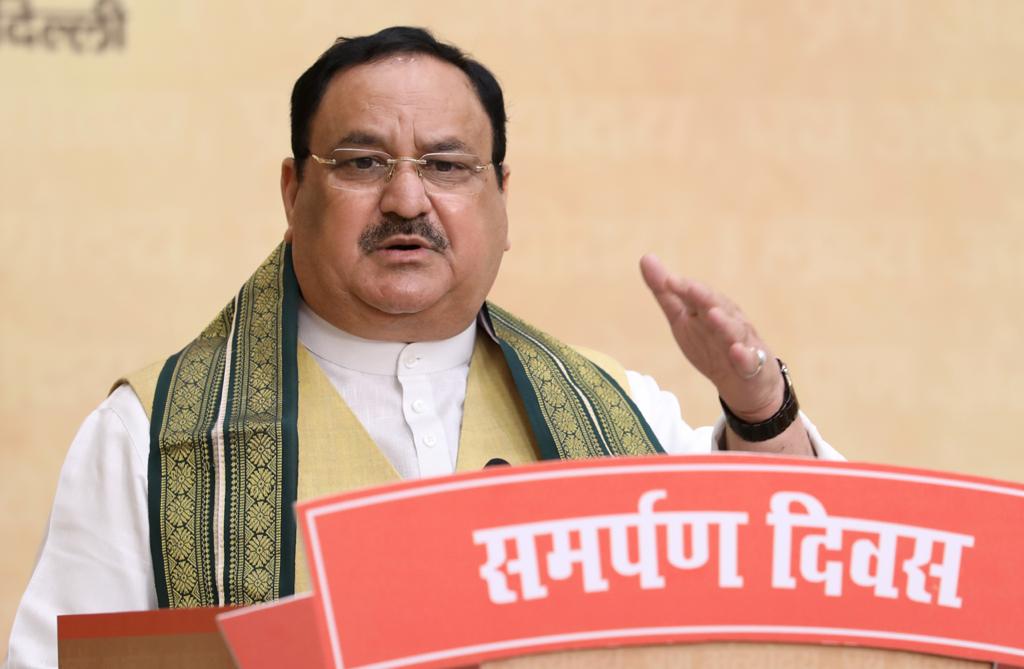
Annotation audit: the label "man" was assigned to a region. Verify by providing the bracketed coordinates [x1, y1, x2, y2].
[6, 26, 838, 668]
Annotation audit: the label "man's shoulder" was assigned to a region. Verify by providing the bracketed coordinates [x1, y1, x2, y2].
[570, 345, 629, 394]
[110, 359, 167, 422]
[484, 303, 632, 394]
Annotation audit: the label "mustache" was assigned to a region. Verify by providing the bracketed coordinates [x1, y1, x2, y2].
[358, 215, 450, 253]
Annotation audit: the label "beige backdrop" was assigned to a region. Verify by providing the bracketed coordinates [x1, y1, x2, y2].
[2, 0, 1022, 656]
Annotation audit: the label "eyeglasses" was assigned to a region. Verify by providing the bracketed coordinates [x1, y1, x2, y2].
[309, 148, 493, 195]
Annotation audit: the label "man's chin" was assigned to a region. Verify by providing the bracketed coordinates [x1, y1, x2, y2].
[364, 288, 445, 317]
[359, 291, 476, 341]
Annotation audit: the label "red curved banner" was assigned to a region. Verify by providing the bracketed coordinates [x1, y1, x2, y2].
[226, 454, 1024, 668]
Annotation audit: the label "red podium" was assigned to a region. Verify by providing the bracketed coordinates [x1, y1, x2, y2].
[58, 455, 1024, 668]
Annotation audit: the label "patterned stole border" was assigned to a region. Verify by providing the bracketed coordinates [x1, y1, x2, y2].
[485, 303, 664, 460]
[148, 243, 298, 607]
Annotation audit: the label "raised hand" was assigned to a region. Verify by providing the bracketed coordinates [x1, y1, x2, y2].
[640, 253, 811, 454]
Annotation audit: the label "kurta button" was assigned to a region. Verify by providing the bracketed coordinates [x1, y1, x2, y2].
[412, 399, 427, 413]
[423, 433, 437, 447]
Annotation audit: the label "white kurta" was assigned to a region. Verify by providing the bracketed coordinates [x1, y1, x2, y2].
[4, 305, 839, 669]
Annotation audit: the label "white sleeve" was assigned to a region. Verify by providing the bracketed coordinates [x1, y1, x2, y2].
[626, 370, 843, 460]
[5, 385, 156, 669]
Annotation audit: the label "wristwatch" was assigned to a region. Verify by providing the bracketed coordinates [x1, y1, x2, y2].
[720, 358, 800, 443]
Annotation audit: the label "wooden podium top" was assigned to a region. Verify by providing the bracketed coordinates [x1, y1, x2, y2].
[488, 642, 987, 668]
[57, 606, 988, 669]
[59, 610, 987, 669]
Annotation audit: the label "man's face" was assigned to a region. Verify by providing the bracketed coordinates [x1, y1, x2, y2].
[281, 55, 510, 342]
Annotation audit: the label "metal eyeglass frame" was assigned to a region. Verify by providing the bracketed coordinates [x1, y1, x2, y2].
[309, 149, 493, 191]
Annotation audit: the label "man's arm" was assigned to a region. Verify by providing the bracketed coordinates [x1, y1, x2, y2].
[625, 370, 843, 459]
[639, 254, 814, 456]
[6, 386, 155, 669]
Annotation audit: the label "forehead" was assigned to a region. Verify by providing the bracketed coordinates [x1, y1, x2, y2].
[310, 55, 492, 154]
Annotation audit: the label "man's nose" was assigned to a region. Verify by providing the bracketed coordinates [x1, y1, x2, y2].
[379, 163, 432, 220]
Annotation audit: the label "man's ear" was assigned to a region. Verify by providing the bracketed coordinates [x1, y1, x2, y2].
[501, 164, 512, 251]
[280, 157, 299, 243]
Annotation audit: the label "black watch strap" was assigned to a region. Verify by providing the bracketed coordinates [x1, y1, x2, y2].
[720, 359, 800, 443]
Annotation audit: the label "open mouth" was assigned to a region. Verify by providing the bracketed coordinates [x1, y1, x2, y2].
[373, 235, 438, 259]
[378, 235, 432, 253]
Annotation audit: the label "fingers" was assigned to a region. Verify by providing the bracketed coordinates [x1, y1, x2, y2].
[641, 254, 712, 319]
[705, 305, 746, 342]
[672, 277, 715, 316]
[640, 254, 688, 322]
[641, 252, 769, 374]
[641, 254, 783, 417]
[639, 253, 669, 294]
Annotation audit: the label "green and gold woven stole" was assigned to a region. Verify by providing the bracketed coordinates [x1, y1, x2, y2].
[484, 303, 663, 461]
[147, 243, 662, 608]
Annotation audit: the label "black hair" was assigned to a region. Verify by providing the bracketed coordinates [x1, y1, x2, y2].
[290, 26, 507, 188]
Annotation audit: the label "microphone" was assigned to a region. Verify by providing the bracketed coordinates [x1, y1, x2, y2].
[484, 458, 510, 468]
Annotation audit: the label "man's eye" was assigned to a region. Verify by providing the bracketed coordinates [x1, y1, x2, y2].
[426, 159, 467, 173]
[348, 156, 381, 170]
